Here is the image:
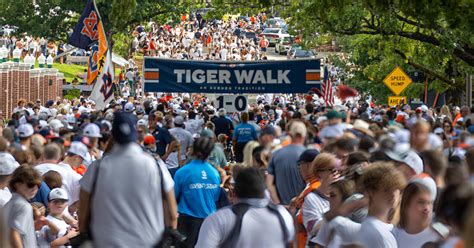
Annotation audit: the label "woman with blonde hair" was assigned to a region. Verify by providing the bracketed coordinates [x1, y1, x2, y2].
[302, 153, 340, 245]
[439, 105, 452, 121]
[242, 141, 260, 167]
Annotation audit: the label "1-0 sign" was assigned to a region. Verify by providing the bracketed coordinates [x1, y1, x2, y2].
[216, 95, 248, 112]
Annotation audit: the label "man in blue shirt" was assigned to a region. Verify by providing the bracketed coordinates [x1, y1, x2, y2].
[233, 112, 257, 163]
[212, 108, 234, 139]
[174, 137, 221, 248]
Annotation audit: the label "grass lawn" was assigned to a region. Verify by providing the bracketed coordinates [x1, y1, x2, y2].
[33, 62, 122, 83]
[54, 63, 87, 82]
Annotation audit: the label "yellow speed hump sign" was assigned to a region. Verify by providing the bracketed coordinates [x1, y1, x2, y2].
[383, 67, 412, 95]
[388, 96, 407, 107]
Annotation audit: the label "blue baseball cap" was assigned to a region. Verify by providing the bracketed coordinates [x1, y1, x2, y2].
[112, 112, 137, 144]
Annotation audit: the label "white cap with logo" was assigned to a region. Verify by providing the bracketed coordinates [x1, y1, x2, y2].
[49, 188, 69, 201]
[68, 141, 89, 160]
[83, 123, 102, 138]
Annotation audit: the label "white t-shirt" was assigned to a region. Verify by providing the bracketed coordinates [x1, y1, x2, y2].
[35, 163, 81, 206]
[220, 48, 228, 61]
[0, 187, 12, 207]
[79, 143, 172, 247]
[195, 198, 294, 248]
[315, 216, 361, 246]
[169, 127, 193, 161]
[57, 162, 82, 205]
[156, 159, 174, 192]
[392, 227, 440, 248]
[315, 220, 342, 248]
[357, 217, 397, 248]
[42, 215, 70, 239]
[185, 118, 205, 135]
[302, 191, 330, 240]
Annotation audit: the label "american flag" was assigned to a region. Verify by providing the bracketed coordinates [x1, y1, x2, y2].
[322, 65, 334, 106]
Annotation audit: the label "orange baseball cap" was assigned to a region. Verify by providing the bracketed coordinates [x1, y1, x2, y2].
[144, 134, 155, 146]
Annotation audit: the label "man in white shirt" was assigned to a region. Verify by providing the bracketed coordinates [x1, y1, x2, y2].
[196, 167, 295, 247]
[78, 112, 177, 247]
[185, 111, 205, 135]
[167, 116, 193, 173]
[57, 141, 89, 212]
[220, 46, 228, 61]
[356, 163, 406, 248]
[34, 144, 80, 209]
[0, 152, 20, 207]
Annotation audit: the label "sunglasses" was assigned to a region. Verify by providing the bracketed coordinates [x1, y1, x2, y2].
[27, 182, 40, 188]
[317, 168, 340, 174]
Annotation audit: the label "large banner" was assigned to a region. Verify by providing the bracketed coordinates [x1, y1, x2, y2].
[143, 58, 321, 94]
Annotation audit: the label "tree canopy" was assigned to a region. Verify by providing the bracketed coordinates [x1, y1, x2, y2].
[288, 0, 473, 104]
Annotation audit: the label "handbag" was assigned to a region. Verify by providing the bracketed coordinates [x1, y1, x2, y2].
[69, 159, 102, 247]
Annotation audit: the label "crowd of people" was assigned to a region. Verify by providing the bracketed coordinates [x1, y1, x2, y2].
[131, 13, 274, 62]
[0, 91, 474, 247]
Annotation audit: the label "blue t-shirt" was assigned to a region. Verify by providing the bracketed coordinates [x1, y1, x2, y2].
[233, 123, 257, 143]
[174, 160, 221, 218]
[31, 182, 50, 206]
[153, 127, 173, 156]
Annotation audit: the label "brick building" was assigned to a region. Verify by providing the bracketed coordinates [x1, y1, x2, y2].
[0, 62, 63, 118]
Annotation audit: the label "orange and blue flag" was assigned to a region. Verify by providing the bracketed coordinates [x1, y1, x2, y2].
[86, 21, 107, 84]
[68, 0, 108, 85]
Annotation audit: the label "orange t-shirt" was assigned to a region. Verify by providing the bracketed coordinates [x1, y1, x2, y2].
[296, 180, 321, 248]
[72, 164, 87, 176]
[453, 113, 462, 126]
[259, 39, 269, 48]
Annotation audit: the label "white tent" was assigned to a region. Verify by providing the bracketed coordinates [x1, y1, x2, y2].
[112, 53, 129, 67]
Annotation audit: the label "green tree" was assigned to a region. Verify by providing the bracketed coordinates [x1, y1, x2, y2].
[287, 0, 473, 104]
[0, 0, 82, 39]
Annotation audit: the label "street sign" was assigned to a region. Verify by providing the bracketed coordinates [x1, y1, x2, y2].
[383, 67, 412, 95]
[388, 96, 407, 107]
[209, 95, 248, 112]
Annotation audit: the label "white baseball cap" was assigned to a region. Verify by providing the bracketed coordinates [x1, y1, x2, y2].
[101, 120, 112, 131]
[17, 124, 34, 138]
[39, 120, 49, 129]
[124, 102, 135, 112]
[49, 188, 69, 201]
[289, 121, 307, 137]
[49, 119, 64, 132]
[402, 150, 423, 175]
[83, 123, 102, 138]
[68, 141, 89, 160]
[137, 119, 148, 127]
[410, 173, 437, 201]
[386, 143, 423, 175]
[316, 116, 328, 125]
[0, 153, 20, 175]
[421, 105, 428, 112]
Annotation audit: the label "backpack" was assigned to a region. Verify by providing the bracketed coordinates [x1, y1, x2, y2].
[220, 202, 289, 248]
